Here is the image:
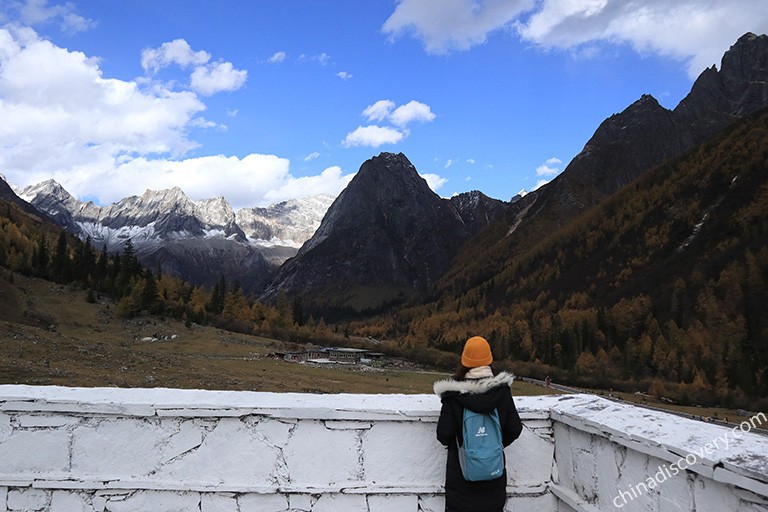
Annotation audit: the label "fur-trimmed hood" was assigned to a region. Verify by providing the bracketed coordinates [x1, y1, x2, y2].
[433, 371, 515, 397]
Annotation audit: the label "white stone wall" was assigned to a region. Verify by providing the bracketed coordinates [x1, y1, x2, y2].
[0, 386, 765, 512]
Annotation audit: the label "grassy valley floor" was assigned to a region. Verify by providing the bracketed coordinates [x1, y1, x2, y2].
[0, 273, 555, 396]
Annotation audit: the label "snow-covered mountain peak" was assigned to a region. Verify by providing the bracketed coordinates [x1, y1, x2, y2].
[134, 186, 193, 210]
[20, 179, 74, 202]
[196, 196, 236, 227]
[236, 193, 335, 245]
[20, 179, 334, 250]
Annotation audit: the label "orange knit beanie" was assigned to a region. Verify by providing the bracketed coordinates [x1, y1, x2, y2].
[461, 336, 493, 368]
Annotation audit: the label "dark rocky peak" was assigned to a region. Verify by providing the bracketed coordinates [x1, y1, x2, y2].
[720, 33, 768, 88]
[344, 152, 435, 206]
[449, 190, 507, 235]
[675, 32, 768, 140]
[263, 152, 472, 311]
[301, 152, 466, 254]
[560, 93, 683, 204]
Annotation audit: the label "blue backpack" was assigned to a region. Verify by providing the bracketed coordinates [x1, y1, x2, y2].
[457, 408, 505, 481]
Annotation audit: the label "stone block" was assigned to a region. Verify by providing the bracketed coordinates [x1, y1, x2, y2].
[569, 429, 597, 501]
[503, 493, 558, 512]
[250, 417, 294, 449]
[103, 490, 200, 511]
[613, 449, 659, 512]
[417, 495, 444, 512]
[238, 493, 289, 512]
[0, 413, 11, 440]
[161, 420, 204, 462]
[659, 469, 694, 512]
[50, 490, 94, 512]
[506, 425, 553, 488]
[0, 429, 70, 474]
[593, 435, 622, 510]
[311, 493, 368, 512]
[200, 492, 238, 512]
[72, 418, 168, 478]
[363, 422, 444, 487]
[0, 487, 7, 509]
[154, 417, 283, 488]
[693, 476, 741, 512]
[288, 493, 314, 511]
[284, 421, 361, 487]
[368, 494, 418, 511]
[17, 414, 80, 428]
[7, 488, 48, 510]
[553, 422, 573, 487]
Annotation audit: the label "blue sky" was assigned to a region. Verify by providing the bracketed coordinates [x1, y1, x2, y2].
[1, 1, 766, 209]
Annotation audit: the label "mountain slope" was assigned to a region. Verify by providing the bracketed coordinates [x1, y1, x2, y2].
[439, 32, 768, 296]
[19, 181, 333, 292]
[392, 107, 768, 403]
[262, 153, 506, 313]
[0, 175, 52, 222]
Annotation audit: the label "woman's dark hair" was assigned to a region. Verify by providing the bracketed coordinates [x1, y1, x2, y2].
[453, 363, 498, 381]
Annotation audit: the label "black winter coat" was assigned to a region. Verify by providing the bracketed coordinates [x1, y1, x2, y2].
[435, 372, 523, 512]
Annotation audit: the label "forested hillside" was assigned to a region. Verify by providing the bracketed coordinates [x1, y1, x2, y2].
[0, 197, 301, 336]
[351, 109, 768, 409]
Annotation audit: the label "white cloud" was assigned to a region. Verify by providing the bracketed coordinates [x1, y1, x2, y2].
[342, 125, 406, 148]
[0, 26, 205, 171]
[0, 26, 346, 209]
[420, 172, 448, 191]
[384, 0, 768, 78]
[383, 0, 533, 54]
[141, 39, 246, 95]
[352, 100, 435, 147]
[517, 0, 768, 77]
[190, 61, 247, 96]
[363, 100, 396, 122]
[362, 99, 435, 126]
[317, 52, 330, 65]
[533, 178, 551, 191]
[337, 71, 353, 80]
[268, 51, 286, 64]
[304, 152, 321, 161]
[536, 156, 562, 176]
[42, 155, 353, 210]
[299, 52, 331, 65]
[141, 39, 211, 73]
[444, 159, 453, 169]
[466, 158, 476, 164]
[390, 100, 436, 127]
[263, 166, 354, 205]
[15, 0, 95, 34]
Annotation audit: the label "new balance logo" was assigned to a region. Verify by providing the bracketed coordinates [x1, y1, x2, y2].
[475, 426, 488, 437]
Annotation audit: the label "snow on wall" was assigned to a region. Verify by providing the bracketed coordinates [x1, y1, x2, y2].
[0, 385, 765, 512]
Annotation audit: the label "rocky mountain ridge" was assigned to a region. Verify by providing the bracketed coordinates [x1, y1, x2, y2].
[262, 152, 508, 312]
[19, 180, 334, 250]
[17, 179, 334, 292]
[441, 32, 768, 292]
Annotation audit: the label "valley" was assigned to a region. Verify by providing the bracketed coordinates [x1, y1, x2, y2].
[0, 271, 551, 395]
[1, 32, 767, 414]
